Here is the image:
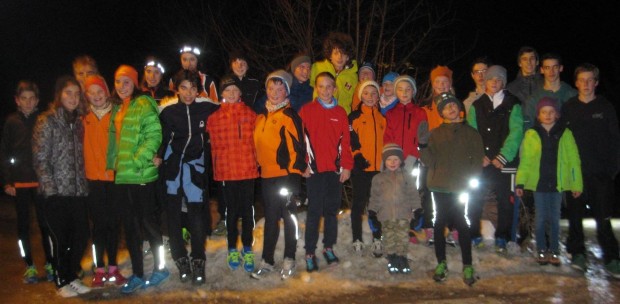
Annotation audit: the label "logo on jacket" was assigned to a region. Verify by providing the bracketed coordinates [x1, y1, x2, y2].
[345, 82, 352, 91]
[199, 120, 205, 128]
[592, 113, 604, 119]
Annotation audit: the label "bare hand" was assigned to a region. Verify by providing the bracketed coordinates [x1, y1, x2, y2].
[302, 167, 311, 178]
[4, 186, 16, 196]
[515, 188, 523, 197]
[339, 169, 351, 183]
[482, 156, 491, 167]
[491, 158, 504, 169]
[572, 191, 582, 198]
[153, 157, 162, 167]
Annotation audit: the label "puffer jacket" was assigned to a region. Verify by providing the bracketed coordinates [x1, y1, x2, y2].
[368, 167, 420, 222]
[32, 106, 88, 198]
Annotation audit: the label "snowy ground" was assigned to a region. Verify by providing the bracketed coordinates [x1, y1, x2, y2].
[1, 198, 620, 303]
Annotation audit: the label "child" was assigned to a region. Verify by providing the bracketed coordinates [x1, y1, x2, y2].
[348, 80, 385, 254]
[32, 76, 90, 297]
[72, 55, 99, 88]
[83, 75, 126, 287]
[419, 93, 483, 286]
[368, 143, 420, 274]
[252, 70, 306, 280]
[379, 72, 398, 115]
[172, 45, 219, 101]
[288, 54, 313, 112]
[350, 61, 376, 111]
[158, 70, 218, 285]
[228, 51, 261, 109]
[300, 72, 353, 272]
[0, 81, 54, 283]
[141, 56, 175, 105]
[516, 97, 582, 266]
[207, 75, 258, 273]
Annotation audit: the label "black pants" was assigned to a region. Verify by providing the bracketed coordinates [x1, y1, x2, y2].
[14, 187, 52, 266]
[119, 183, 164, 278]
[87, 180, 121, 268]
[432, 192, 472, 265]
[44, 196, 89, 288]
[350, 170, 378, 242]
[167, 196, 207, 261]
[566, 173, 619, 264]
[471, 166, 513, 241]
[305, 172, 341, 254]
[261, 175, 300, 264]
[220, 179, 255, 250]
[419, 164, 434, 229]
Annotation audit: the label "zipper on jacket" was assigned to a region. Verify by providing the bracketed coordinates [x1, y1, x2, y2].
[372, 109, 378, 171]
[181, 104, 192, 155]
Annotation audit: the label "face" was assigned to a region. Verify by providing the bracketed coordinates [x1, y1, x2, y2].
[538, 106, 559, 125]
[432, 76, 451, 95]
[60, 84, 81, 111]
[267, 81, 287, 105]
[540, 59, 563, 83]
[518, 52, 538, 76]
[293, 62, 311, 82]
[315, 76, 336, 102]
[144, 66, 163, 87]
[471, 63, 488, 87]
[180, 53, 198, 71]
[485, 77, 504, 95]
[222, 85, 242, 103]
[329, 48, 349, 72]
[385, 155, 402, 171]
[359, 68, 374, 82]
[74, 64, 97, 86]
[231, 59, 248, 77]
[85, 84, 108, 108]
[178, 80, 198, 104]
[382, 81, 394, 97]
[441, 102, 460, 122]
[575, 71, 598, 97]
[361, 86, 379, 107]
[15, 91, 39, 115]
[115, 76, 135, 99]
[396, 81, 414, 104]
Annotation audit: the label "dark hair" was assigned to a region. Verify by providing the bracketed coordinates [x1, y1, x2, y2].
[516, 46, 539, 63]
[322, 32, 355, 64]
[72, 55, 99, 74]
[315, 71, 336, 84]
[174, 69, 203, 93]
[140, 56, 165, 89]
[574, 63, 600, 81]
[52, 75, 86, 115]
[540, 53, 563, 66]
[15, 80, 40, 98]
[470, 56, 491, 72]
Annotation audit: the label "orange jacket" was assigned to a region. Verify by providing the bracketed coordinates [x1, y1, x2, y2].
[254, 105, 306, 178]
[423, 101, 444, 131]
[349, 105, 385, 172]
[83, 111, 114, 181]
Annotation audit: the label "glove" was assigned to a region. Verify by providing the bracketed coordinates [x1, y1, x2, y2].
[353, 153, 371, 171]
[417, 121, 430, 147]
[368, 210, 381, 233]
[409, 208, 424, 231]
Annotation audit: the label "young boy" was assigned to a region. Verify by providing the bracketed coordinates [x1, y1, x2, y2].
[228, 51, 261, 109]
[350, 61, 376, 111]
[288, 54, 313, 112]
[1, 81, 54, 283]
[562, 63, 620, 277]
[463, 57, 490, 114]
[368, 143, 420, 274]
[516, 97, 582, 266]
[173, 45, 219, 101]
[300, 72, 353, 272]
[506, 46, 543, 105]
[419, 93, 483, 286]
[379, 72, 399, 115]
[207, 75, 258, 273]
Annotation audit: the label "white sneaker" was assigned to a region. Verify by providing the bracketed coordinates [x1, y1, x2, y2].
[69, 279, 91, 294]
[371, 239, 383, 258]
[352, 240, 364, 252]
[57, 285, 78, 298]
[280, 258, 296, 280]
[250, 260, 274, 280]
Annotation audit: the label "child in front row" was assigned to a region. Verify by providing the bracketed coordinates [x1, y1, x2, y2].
[516, 97, 582, 266]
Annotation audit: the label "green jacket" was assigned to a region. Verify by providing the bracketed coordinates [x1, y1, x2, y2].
[310, 59, 358, 114]
[516, 127, 583, 192]
[106, 95, 162, 184]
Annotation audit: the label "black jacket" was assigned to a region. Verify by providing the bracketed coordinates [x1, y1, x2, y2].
[0, 110, 40, 186]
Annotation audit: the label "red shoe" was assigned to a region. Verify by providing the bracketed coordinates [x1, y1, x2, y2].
[91, 268, 106, 288]
[106, 267, 127, 286]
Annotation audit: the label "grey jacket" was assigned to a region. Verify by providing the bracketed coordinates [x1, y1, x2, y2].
[32, 106, 88, 198]
[368, 167, 421, 223]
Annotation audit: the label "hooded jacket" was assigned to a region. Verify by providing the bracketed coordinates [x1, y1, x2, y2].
[368, 166, 420, 223]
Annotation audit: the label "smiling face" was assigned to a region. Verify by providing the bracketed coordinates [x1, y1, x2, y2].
[74, 64, 97, 87]
[518, 52, 538, 76]
[294, 62, 311, 82]
[180, 53, 198, 71]
[114, 76, 135, 100]
[15, 90, 39, 115]
[329, 48, 349, 72]
[385, 155, 402, 172]
[432, 76, 451, 96]
[382, 81, 394, 97]
[85, 84, 109, 108]
[361, 85, 379, 107]
[359, 68, 374, 82]
[231, 59, 248, 78]
[144, 66, 163, 88]
[222, 85, 242, 103]
[177, 80, 198, 105]
[60, 84, 81, 112]
[267, 80, 287, 106]
[315, 75, 336, 102]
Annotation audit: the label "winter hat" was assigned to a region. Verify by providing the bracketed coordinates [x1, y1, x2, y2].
[484, 65, 507, 84]
[393, 75, 417, 96]
[359, 62, 376, 78]
[114, 65, 139, 87]
[382, 72, 398, 84]
[536, 96, 560, 115]
[84, 75, 110, 96]
[219, 74, 242, 94]
[430, 65, 453, 83]
[357, 80, 381, 101]
[265, 70, 293, 95]
[290, 55, 311, 72]
[435, 92, 463, 117]
[144, 57, 166, 73]
[382, 143, 404, 165]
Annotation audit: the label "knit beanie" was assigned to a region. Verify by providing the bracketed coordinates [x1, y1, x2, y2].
[435, 92, 463, 117]
[382, 143, 404, 166]
[484, 65, 507, 84]
[393, 75, 417, 96]
[430, 65, 453, 83]
[357, 80, 381, 101]
[219, 75, 242, 94]
[536, 96, 560, 116]
[84, 75, 110, 96]
[382, 72, 398, 84]
[265, 70, 293, 95]
[290, 55, 311, 72]
[359, 62, 376, 78]
[115, 65, 139, 87]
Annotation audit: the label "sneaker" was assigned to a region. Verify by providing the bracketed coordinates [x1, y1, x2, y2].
[463, 265, 477, 286]
[91, 268, 106, 288]
[280, 258, 296, 280]
[145, 269, 170, 288]
[57, 285, 78, 298]
[537, 251, 549, 265]
[323, 248, 340, 265]
[24, 266, 38, 284]
[175, 257, 192, 282]
[68, 279, 91, 294]
[192, 259, 206, 285]
[604, 259, 620, 279]
[387, 254, 399, 274]
[107, 267, 127, 286]
[571, 253, 587, 272]
[352, 240, 364, 253]
[213, 220, 227, 236]
[121, 275, 145, 294]
[371, 239, 383, 258]
[399, 256, 411, 274]
[305, 254, 319, 273]
[227, 249, 241, 270]
[251, 260, 274, 279]
[495, 238, 507, 255]
[44, 263, 54, 282]
[433, 261, 448, 282]
[472, 237, 485, 249]
[242, 250, 255, 273]
[548, 253, 561, 266]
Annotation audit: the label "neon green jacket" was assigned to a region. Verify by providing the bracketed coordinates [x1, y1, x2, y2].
[310, 59, 358, 114]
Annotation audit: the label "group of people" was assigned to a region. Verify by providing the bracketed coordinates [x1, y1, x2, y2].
[1, 31, 619, 298]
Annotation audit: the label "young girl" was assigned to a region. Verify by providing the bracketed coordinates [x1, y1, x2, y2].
[516, 97, 582, 266]
[32, 76, 90, 297]
[140, 56, 175, 107]
[107, 65, 166, 293]
[83, 75, 126, 287]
